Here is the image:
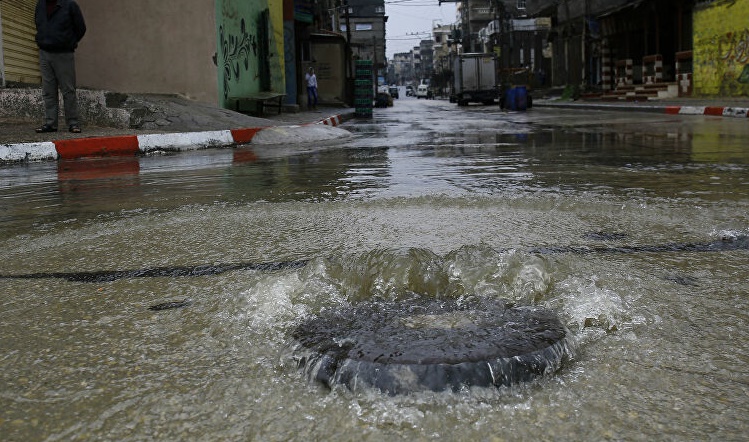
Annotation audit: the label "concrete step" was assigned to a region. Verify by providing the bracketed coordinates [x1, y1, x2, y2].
[602, 82, 679, 101]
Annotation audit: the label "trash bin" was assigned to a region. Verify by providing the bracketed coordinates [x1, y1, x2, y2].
[515, 86, 527, 111]
[505, 87, 516, 110]
[504, 86, 528, 111]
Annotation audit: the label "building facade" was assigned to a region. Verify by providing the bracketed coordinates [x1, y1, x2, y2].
[389, 52, 414, 85]
[403, 0, 747, 98]
[342, 0, 387, 70]
[0, 0, 354, 110]
[522, 0, 698, 95]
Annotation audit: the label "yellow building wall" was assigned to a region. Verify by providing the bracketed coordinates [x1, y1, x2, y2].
[268, 0, 285, 90]
[693, 0, 749, 97]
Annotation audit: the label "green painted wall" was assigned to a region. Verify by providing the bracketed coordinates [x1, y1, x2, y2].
[216, 0, 285, 108]
[693, 0, 749, 97]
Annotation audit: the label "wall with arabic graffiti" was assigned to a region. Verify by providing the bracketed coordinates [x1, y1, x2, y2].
[693, 0, 749, 96]
[215, 0, 284, 108]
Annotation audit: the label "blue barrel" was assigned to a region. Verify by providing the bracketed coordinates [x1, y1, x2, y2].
[506, 87, 516, 110]
[515, 86, 527, 111]
[505, 86, 528, 111]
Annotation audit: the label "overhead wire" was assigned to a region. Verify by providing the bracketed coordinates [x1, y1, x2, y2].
[385, 0, 443, 5]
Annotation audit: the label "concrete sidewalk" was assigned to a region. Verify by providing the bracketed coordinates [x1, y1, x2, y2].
[531, 88, 749, 117]
[534, 98, 749, 117]
[0, 88, 356, 163]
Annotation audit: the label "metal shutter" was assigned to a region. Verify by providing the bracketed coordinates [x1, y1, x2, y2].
[1, 0, 41, 85]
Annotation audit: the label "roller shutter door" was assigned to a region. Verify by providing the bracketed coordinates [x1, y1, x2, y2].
[1, 0, 41, 85]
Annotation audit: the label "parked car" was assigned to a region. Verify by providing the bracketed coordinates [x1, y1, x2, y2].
[389, 86, 399, 99]
[405, 85, 414, 96]
[416, 84, 429, 99]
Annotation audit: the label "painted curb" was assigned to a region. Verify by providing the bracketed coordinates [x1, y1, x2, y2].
[665, 106, 749, 117]
[137, 130, 235, 153]
[1, 113, 355, 163]
[0, 142, 58, 162]
[55, 135, 139, 159]
[316, 114, 342, 126]
[535, 101, 749, 118]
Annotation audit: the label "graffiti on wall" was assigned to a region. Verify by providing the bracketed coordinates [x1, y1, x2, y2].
[717, 28, 749, 83]
[219, 18, 258, 99]
[694, 0, 749, 96]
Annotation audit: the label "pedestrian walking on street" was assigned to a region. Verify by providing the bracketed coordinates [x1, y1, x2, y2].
[305, 66, 318, 110]
[34, 0, 86, 134]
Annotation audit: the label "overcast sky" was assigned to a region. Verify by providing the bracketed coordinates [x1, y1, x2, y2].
[385, 1, 458, 59]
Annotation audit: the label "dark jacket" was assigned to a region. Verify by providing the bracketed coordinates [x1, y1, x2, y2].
[35, 0, 86, 53]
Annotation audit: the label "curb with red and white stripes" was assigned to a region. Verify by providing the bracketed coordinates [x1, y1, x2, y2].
[316, 114, 343, 126]
[1, 113, 351, 163]
[665, 106, 749, 118]
[534, 100, 749, 118]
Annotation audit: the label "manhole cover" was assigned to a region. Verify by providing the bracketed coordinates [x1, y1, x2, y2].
[292, 297, 573, 394]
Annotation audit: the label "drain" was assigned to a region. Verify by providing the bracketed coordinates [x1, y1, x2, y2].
[292, 297, 573, 395]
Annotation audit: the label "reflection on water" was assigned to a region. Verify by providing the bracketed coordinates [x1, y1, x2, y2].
[2, 111, 748, 236]
[1, 106, 748, 440]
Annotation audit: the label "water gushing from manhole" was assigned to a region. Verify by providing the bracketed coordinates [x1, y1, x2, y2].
[292, 296, 574, 395]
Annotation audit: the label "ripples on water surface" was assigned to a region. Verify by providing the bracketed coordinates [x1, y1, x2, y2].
[1, 106, 748, 440]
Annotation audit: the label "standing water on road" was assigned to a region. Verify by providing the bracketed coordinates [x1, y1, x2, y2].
[1, 99, 748, 440]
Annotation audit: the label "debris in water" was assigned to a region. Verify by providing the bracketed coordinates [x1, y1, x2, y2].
[148, 299, 192, 311]
[664, 274, 699, 287]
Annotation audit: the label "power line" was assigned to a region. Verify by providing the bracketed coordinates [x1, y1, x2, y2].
[385, 0, 445, 6]
[390, 31, 432, 36]
[387, 36, 432, 41]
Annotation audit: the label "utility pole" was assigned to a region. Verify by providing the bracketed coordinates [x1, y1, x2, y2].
[373, 36, 377, 82]
[332, 3, 338, 31]
[563, 0, 571, 86]
[582, 0, 589, 90]
[343, 0, 353, 104]
[464, 0, 471, 53]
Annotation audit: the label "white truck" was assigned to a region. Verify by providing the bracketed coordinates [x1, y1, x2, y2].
[452, 53, 499, 106]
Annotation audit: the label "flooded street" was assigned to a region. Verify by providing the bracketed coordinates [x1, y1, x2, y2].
[1, 99, 748, 441]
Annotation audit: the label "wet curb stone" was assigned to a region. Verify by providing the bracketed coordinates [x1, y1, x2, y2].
[534, 100, 749, 118]
[0, 112, 355, 164]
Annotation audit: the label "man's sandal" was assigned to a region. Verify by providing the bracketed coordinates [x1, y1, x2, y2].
[69, 125, 81, 133]
[35, 125, 57, 133]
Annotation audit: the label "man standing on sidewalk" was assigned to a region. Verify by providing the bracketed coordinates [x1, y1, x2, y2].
[305, 67, 318, 110]
[34, 0, 86, 134]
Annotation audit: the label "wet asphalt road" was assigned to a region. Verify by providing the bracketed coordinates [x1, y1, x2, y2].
[2, 93, 749, 441]
[3, 96, 749, 229]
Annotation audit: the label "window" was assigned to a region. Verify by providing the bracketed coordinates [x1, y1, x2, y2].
[355, 23, 373, 31]
[300, 41, 311, 62]
[517, 0, 526, 9]
[375, 6, 385, 14]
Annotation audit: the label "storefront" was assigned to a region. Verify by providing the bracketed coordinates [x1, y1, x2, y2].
[0, 0, 41, 86]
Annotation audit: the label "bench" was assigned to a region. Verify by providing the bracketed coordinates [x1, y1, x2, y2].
[229, 92, 286, 116]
